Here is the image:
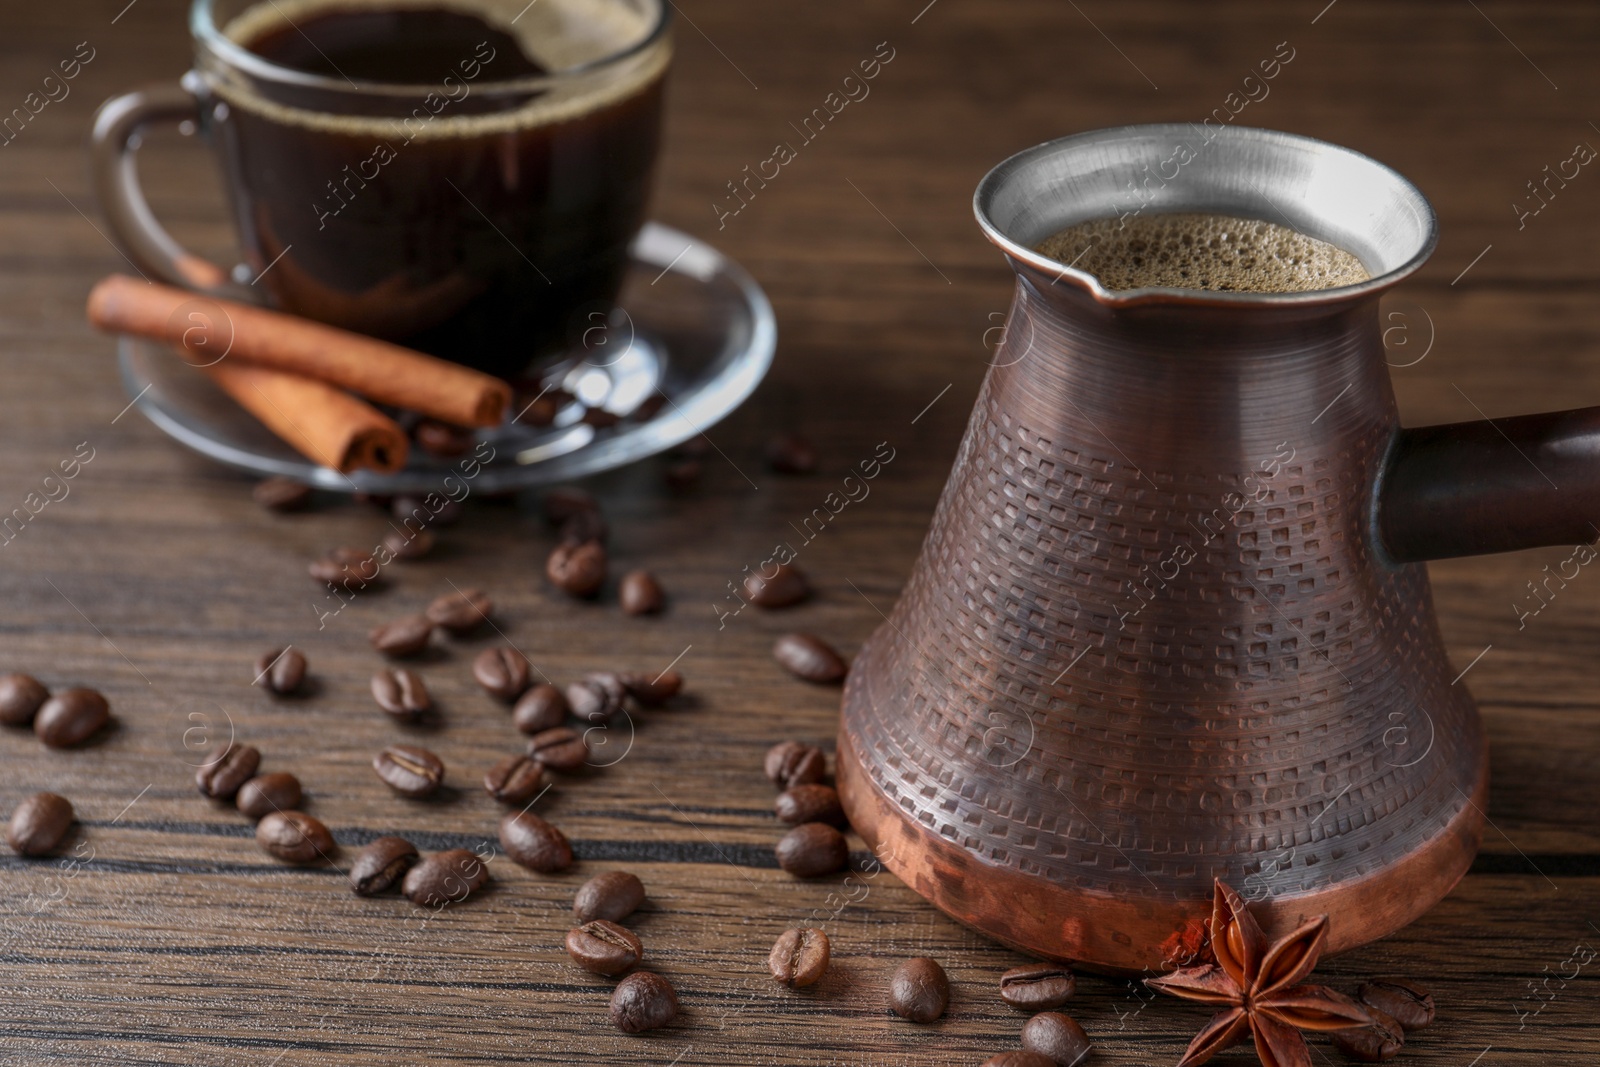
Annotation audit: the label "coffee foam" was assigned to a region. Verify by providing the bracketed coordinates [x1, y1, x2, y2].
[213, 0, 668, 138]
[1034, 212, 1370, 293]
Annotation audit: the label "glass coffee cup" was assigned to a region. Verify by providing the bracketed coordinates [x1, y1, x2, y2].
[92, 0, 671, 380]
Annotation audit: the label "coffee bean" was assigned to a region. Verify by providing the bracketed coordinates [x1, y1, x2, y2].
[369, 614, 434, 658]
[890, 956, 950, 1023]
[982, 1054, 1056, 1067]
[764, 741, 826, 789]
[765, 432, 817, 475]
[527, 727, 588, 770]
[393, 494, 463, 527]
[371, 668, 431, 721]
[426, 587, 492, 634]
[574, 870, 646, 923]
[769, 927, 831, 988]
[566, 919, 643, 976]
[253, 475, 311, 512]
[775, 784, 845, 826]
[1021, 1012, 1092, 1066]
[236, 772, 302, 819]
[744, 563, 810, 608]
[256, 810, 334, 864]
[513, 684, 569, 734]
[1331, 1006, 1405, 1062]
[775, 822, 848, 878]
[518, 393, 561, 427]
[1358, 979, 1435, 1031]
[543, 487, 599, 526]
[581, 406, 621, 429]
[484, 754, 544, 804]
[567, 673, 626, 724]
[373, 744, 445, 798]
[349, 835, 418, 896]
[499, 809, 573, 872]
[610, 971, 678, 1033]
[620, 670, 682, 707]
[34, 688, 109, 748]
[253, 647, 306, 695]
[662, 458, 701, 490]
[196, 742, 260, 799]
[772, 633, 848, 684]
[0, 673, 48, 726]
[474, 646, 531, 701]
[381, 526, 435, 561]
[415, 418, 474, 458]
[7, 792, 73, 856]
[1000, 962, 1077, 1011]
[403, 847, 489, 906]
[619, 570, 665, 615]
[309, 546, 380, 590]
[559, 508, 609, 546]
[547, 540, 607, 597]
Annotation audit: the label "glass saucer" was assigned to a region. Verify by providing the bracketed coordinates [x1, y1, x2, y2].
[116, 223, 776, 493]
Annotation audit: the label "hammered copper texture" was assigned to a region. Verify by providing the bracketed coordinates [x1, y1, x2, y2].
[839, 272, 1487, 971]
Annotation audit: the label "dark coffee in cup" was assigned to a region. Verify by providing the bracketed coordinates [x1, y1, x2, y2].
[99, 0, 669, 380]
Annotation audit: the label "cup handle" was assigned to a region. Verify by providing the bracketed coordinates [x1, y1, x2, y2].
[90, 74, 243, 296]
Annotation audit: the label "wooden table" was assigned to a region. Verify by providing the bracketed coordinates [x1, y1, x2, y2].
[4, 0, 1600, 1062]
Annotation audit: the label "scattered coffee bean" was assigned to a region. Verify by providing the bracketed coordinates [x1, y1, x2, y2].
[527, 726, 589, 770]
[631, 392, 667, 422]
[513, 684, 569, 734]
[559, 507, 609, 546]
[0, 673, 48, 726]
[253, 647, 306, 695]
[1358, 979, 1435, 1031]
[662, 458, 701, 490]
[744, 563, 810, 608]
[415, 418, 474, 458]
[765, 432, 817, 475]
[982, 1054, 1056, 1067]
[34, 687, 109, 748]
[309, 546, 380, 590]
[393, 494, 463, 527]
[236, 772, 302, 820]
[196, 741, 260, 800]
[369, 614, 434, 658]
[567, 673, 626, 724]
[581, 406, 621, 429]
[775, 822, 848, 878]
[7, 792, 74, 856]
[574, 870, 646, 923]
[372, 744, 445, 798]
[620, 670, 682, 707]
[890, 956, 951, 1023]
[1021, 1012, 1092, 1065]
[474, 646, 532, 701]
[772, 633, 848, 684]
[610, 971, 678, 1033]
[1332, 1006, 1405, 1062]
[253, 475, 312, 512]
[619, 570, 665, 615]
[769, 927, 831, 988]
[349, 835, 418, 896]
[765, 741, 827, 789]
[381, 526, 434, 561]
[500, 809, 573, 872]
[403, 847, 489, 906]
[547, 539, 607, 597]
[566, 919, 643, 976]
[775, 784, 845, 826]
[256, 810, 334, 864]
[371, 668, 431, 721]
[543, 487, 599, 526]
[484, 754, 544, 804]
[426, 587, 493, 634]
[1000, 962, 1077, 1011]
[518, 393, 561, 426]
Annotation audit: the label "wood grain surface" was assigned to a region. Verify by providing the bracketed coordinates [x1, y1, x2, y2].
[4, 0, 1600, 1063]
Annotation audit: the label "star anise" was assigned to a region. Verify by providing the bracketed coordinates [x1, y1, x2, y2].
[1145, 880, 1372, 1067]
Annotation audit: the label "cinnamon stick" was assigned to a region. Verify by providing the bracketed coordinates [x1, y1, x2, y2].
[87, 275, 510, 428]
[202, 359, 409, 474]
